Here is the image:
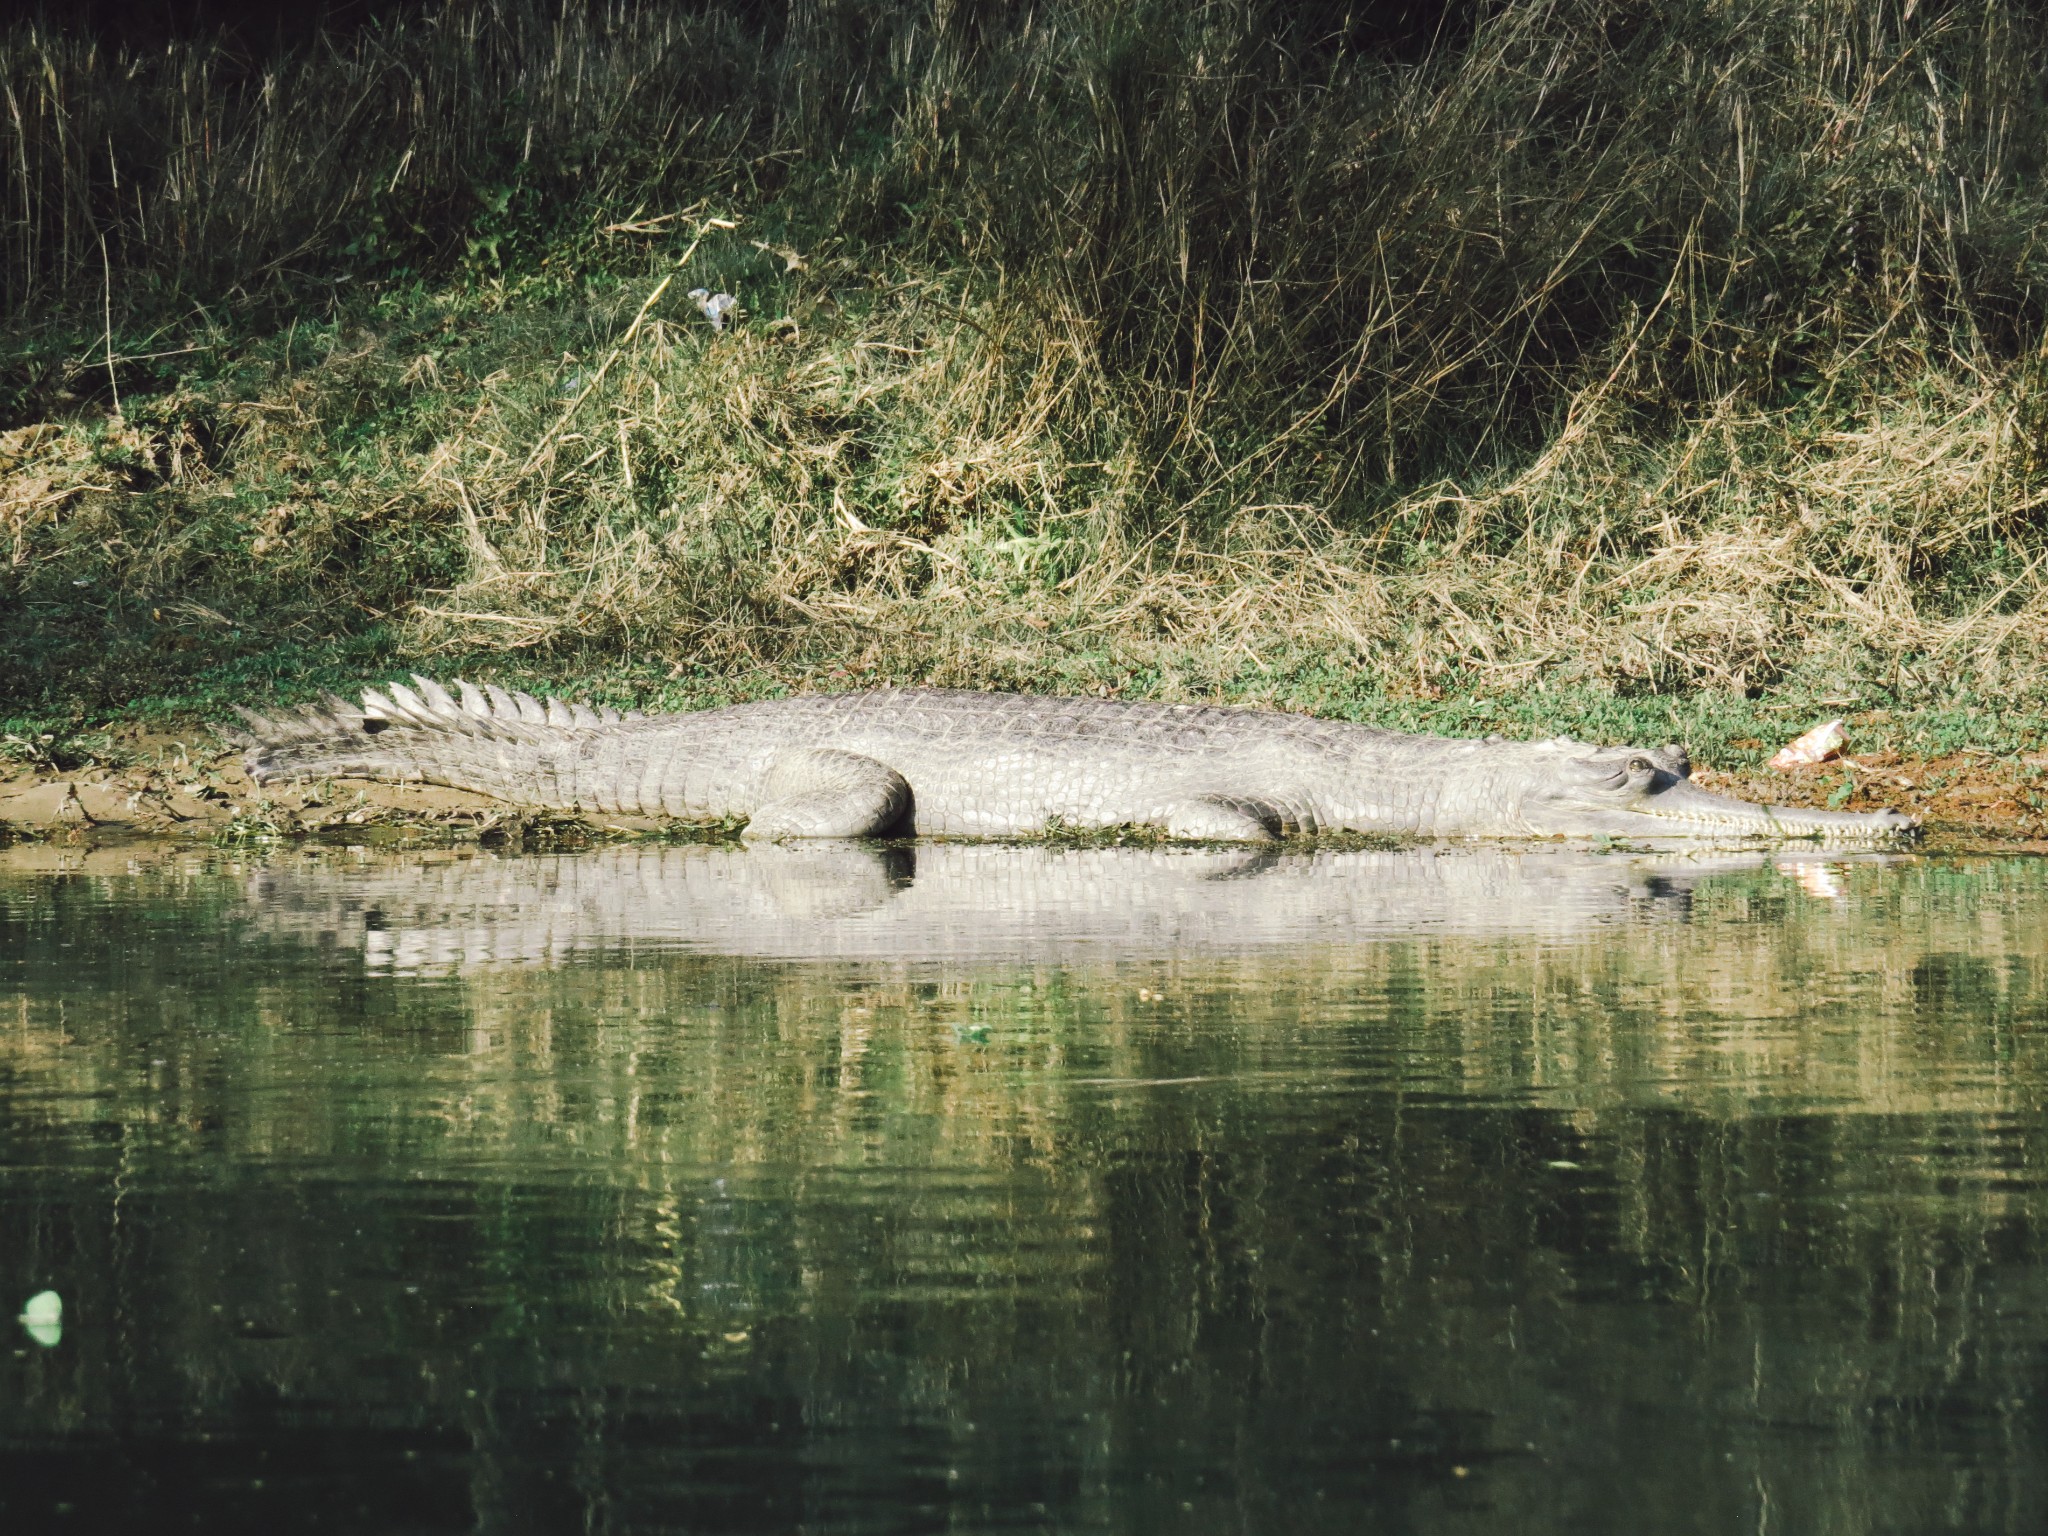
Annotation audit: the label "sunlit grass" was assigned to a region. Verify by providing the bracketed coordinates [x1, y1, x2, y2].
[3, 0, 2047, 753]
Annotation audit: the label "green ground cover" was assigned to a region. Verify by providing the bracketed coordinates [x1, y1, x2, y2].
[5, 0, 2048, 771]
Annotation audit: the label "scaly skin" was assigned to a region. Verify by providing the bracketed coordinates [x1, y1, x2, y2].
[235, 678, 1920, 844]
[240, 844, 1829, 972]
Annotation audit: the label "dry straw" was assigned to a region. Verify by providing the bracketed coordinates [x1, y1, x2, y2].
[4, 1, 2047, 709]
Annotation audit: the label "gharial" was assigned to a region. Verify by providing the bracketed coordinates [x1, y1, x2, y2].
[233, 679, 1919, 844]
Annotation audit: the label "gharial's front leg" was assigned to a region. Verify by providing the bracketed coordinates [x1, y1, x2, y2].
[742, 749, 912, 839]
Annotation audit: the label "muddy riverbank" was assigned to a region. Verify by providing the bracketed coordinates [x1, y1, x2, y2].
[6, 722, 2044, 854]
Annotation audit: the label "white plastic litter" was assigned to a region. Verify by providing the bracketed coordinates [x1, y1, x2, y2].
[688, 288, 739, 332]
[1767, 717, 1847, 770]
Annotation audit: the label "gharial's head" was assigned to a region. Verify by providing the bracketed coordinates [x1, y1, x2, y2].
[1509, 737, 1918, 842]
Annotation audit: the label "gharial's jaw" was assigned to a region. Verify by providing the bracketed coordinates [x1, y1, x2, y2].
[1529, 778, 1920, 842]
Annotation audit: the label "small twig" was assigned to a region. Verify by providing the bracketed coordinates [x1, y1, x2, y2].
[516, 273, 672, 479]
[513, 212, 736, 482]
[68, 343, 214, 370]
[601, 203, 703, 235]
[99, 233, 119, 417]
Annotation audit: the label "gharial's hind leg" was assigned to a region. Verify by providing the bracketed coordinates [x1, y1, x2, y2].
[1161, 794, 1287, 842]
[742, 749, 912, 840]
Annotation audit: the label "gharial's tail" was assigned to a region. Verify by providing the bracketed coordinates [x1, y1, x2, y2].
[230, 676, 644, 805]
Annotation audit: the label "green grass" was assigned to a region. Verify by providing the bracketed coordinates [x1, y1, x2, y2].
[5, 1, 2048, 761]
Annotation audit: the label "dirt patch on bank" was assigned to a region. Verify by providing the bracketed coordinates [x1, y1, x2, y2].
[0, 727, 680, 847]
[4, 722, 2045, 852]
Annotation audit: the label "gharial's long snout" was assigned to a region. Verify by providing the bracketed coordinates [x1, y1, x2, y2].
[1622, 776, 1918, 841]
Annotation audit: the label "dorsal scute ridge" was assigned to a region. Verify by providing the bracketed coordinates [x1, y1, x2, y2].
[232, 676, 624, 760]
[384, 682, 437, 725]
[476, 686, 540, 740]
[350, 676, 619, 740]
[227, 704, 275, 743]
[411, 676, 460, 715]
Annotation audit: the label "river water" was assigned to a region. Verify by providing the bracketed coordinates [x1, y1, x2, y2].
[1, 841, 2044, 1533]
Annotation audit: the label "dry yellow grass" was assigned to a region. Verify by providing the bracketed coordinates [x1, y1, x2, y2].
[354, 265, 2036, 707]
[4, 2, 2047, 723]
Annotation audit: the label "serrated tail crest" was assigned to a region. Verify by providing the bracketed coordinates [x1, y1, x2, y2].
[234, 676, 634, 786]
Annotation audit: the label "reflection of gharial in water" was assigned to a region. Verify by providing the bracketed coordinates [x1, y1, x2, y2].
[236, 679, 1918, 842]
[7, 849, 2047, 1533]
[241, 843, 1887, 973]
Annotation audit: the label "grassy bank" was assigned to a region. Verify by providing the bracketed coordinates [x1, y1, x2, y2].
[5, 0, 2048, 776]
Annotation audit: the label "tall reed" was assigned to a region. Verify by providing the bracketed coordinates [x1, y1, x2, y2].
[4, 1, 2048, 716]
